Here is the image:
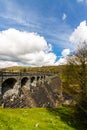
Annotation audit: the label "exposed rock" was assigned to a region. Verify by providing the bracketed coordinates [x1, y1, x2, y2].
[3, 89, 19, 99]
[62, 99, 76, 106]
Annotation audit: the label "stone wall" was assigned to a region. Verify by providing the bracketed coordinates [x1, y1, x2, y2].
[0, 73, 62, 108]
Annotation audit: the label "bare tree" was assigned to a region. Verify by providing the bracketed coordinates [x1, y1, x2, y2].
[65, 42, 87, 124]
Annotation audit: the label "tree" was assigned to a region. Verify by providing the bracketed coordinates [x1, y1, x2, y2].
[65, 42, 87, 125]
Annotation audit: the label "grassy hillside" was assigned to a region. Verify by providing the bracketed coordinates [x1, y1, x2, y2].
[0, 66, 86, 129]
[0, 65, 64, 74]
[0, 106, 79, 130]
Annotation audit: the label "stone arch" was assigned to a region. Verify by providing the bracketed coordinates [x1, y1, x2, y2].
[2, 78, 17, 95]
[30, 77, 35, 83]
[41, 76, 43, 79]
[30, 76, 36, 87]
[41, 76, 44, 84]
[21, 77, 29, 87]
[2, 76, 18, 83]
[37, 76, 40, 81]
[37, 76, 41, 85]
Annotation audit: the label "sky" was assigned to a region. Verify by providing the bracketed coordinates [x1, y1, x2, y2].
[0, 0, 87, 67]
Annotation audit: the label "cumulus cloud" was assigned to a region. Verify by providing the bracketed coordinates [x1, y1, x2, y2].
[55, 48, 70, 65]
[62, 13, 67, 20]
[61, 49, 70, 57]
[70, 20, 87, 44]
[55, 58, 67, 65]
[0, 61, 18, 68]
[0, 28, 57, 68]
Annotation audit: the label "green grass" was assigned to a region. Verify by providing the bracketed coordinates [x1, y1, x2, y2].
[0, 106, 78, 130]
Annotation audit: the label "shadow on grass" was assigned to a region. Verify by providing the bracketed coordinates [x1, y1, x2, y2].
[46, 106, 87, 130]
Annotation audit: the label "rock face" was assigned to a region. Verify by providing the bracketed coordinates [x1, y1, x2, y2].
[0, 76, 62, 108]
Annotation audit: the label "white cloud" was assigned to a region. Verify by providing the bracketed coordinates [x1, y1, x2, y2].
[55, 58, 67, 65]
[0, 28, 57, 68]
[61, 49, 70, 57]
[0, 0, 73, 53]
[69, 20, 87, 45]
[62, 13, 67, 20]
[55, 49, 70, 65]
[0, 0, 40, 30]
[0, 61, 18, 68]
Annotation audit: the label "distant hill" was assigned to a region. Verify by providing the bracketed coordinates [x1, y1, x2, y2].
[0, 65, 65, 74]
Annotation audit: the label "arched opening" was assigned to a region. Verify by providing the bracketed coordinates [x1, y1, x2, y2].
[41, 76, 43, 79]
[2, 78, 17, 95]
[31, 77, 35, 83]
[21, 77, 28, 87]
[41, 76, 44, 84]
[37, 76, 40, 81]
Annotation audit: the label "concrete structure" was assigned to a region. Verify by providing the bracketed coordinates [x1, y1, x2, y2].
[0, 71, 52, 95]
[0, 71, 62, 108]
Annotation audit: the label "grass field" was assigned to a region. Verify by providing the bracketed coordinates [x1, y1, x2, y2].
[0, 106, 80, 130]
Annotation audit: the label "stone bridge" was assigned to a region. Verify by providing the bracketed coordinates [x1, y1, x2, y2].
[0, 71, 62, 108]
[0, 71, 56, 95]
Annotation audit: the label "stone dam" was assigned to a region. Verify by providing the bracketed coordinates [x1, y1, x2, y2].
[0, 71, 62, 108]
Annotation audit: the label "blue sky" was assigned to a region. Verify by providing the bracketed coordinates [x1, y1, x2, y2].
[0, 0, 87, 67]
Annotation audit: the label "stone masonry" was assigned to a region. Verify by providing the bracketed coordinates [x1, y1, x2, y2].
[0, 71, 62, 108]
